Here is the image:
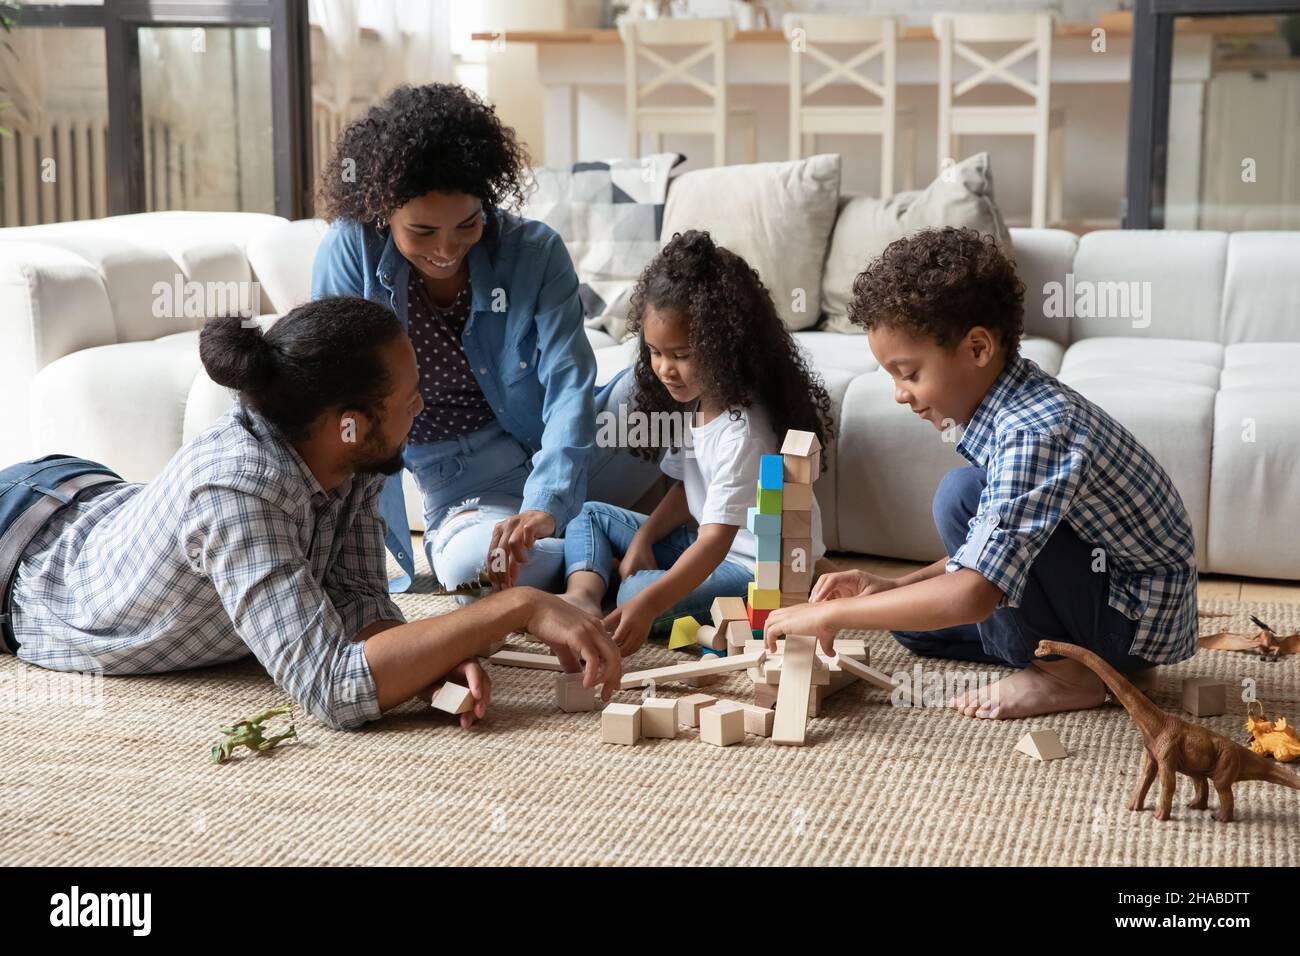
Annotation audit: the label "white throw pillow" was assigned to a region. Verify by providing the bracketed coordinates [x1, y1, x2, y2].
[659, 154, 842, 331]
[820, 152, 1011, 333]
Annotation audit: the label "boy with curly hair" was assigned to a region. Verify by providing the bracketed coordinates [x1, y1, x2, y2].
[764, 227, 1197, 719]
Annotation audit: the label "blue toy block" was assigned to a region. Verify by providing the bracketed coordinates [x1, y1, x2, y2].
[758, 454, 784, 492]
[756, 534, 782, 562]
[746, 506, 781, 537]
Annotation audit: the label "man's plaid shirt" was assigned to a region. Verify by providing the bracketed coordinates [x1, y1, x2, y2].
[10, 400, 405, 729]
[946, 353, 1198, 664]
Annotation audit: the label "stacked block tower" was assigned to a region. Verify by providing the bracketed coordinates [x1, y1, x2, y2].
[744, 429, 822, 638]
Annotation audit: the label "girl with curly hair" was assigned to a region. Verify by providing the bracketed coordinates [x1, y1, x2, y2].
[311, 83, 660, 599]
[559, 230, 836, 656]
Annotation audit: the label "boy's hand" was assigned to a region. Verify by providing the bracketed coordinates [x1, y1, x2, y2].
[811, 569, 897, 603]
[604, 598, 657, 657]
[617, 536, 657, 582]
[764, 601, 838, 655]
[526, 593, 622, 700]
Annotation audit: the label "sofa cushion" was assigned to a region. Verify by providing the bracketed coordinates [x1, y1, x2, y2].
[1221, 232, 1300, 343]
[820, 152, 1012, 333]
[1058, 337, 1223, 388]
[1069, 230, 1227, 343]
[245, 218, 329, 315]
[661, 153, 841, 332]
[1009, 227, 1078, 344]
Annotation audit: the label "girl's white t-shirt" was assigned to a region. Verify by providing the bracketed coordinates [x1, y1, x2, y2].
[660, 402, 825, 573]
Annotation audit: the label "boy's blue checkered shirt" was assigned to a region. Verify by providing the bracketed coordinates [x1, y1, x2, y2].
[946, 354, 1198, 664]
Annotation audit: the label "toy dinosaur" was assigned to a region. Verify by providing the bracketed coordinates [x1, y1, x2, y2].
[1034, 640, 1300, 822]
[1246, 702, 1300, 763]
[1197, 614, 1299, 660]
[211, 705, 298, 764]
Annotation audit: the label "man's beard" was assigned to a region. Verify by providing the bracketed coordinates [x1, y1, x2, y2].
[353, 432, 406, 476]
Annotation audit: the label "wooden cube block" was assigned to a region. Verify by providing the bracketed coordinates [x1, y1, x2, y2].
[748, 581, 780, 610]
[699, 703, 745, 746]
[695, 623, 726, 651]
[779, 591, 807, 607]
[756, 483, 782, 515]
[781, 536, 813, 592]
[677, 693, 717, 728]
[755, 533, 782, 562]
[782, 450, 820, 485]
[711, 596, 748, 630]
[755, 560, 782, 591]
[430, 681, 475, 715]
[746, 507, 781, 537]
[782, 482, 813, 512]
[601, 702, 642, 745]
[1182, 677, 1228, 717]
[783, 510, 812, 539]
[746, 604, 771, 629]
[758, 454, 784, 491]
[641, 697, 679, 738]
[555, 672, 596, 713]
[725, 620, 750, 655]
[740, 703, 775, 737]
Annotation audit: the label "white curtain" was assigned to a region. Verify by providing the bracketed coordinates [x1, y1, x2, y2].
[310, 0, 363, 115]
[0, 27, 48, 135]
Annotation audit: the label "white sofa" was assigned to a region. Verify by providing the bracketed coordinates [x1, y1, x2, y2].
[3, 210, 1298, 579]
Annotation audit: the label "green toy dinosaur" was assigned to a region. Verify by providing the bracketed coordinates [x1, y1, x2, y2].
[211, 705, 298, 764]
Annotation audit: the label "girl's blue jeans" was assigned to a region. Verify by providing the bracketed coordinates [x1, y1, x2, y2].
[563, 500, 753, 636]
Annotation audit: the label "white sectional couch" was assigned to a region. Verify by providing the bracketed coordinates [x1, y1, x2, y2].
[2, 208, 1297, 579]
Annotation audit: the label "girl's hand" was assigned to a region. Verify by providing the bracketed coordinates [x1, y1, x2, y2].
[617, 536, 658, 582]
[487, 510, 556, 590]
[603, 599, 658, 658]
[810, 569, 897, 603]
[763, 601, 839, 656]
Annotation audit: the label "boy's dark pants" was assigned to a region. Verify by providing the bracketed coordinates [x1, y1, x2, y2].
[892, 466, 1156, 674]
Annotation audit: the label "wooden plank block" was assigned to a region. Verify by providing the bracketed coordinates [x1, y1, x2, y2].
[772, 635, 815, 745]
[489, 649, 562, 671]
[711, 596, 748, 630]
[430, 681, 475, 715]
[836, 653, 907, 701]
[619, 651, 765, 690]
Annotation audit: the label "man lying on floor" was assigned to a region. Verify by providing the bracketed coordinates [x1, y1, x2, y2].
[0, 297, 621, 729]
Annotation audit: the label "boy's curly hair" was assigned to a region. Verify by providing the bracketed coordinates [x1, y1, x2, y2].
[848, 227, 1025, 355]
[625, 230, 835, 468]
[316, 83, 532, 245]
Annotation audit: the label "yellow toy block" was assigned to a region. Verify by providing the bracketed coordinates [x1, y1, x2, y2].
[747, 580, 780, 611]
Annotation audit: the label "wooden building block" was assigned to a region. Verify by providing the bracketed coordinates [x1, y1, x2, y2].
[780, 430, 822, 458]
[711, 596, 748, 630]
[1015, 729, 1068, 761]
[756, 483, 782, 515]
[782, 481, 813, 512]
[781, 536, 813, 593]
[641, 697, 679, 738]
[758, 454, 784, 491]
[836, 653, 901, 695]
[489, 649, 563, 671]
[740, 703, 775, 737]
[779, 591, 807, 608]
[748, 581, 780, 610]
[783, 510, 812, 539]
[810, 653, 831, 686]
[834, 639, 868, 661]
[620, 651, 764, 689]
[668, 615, 702, 650]
[695, 623, 726, 652]
[430, 681, 475, 715]
[725, 620, 750, 656]
[746, 604, 771, 630]
[755, 561, 782, 591]
[555, 672, 596, 713]
[677, 693, 717, 728]
[756, 534, 782, 562]
[746, 507, 781, 537]
[772, 635, 816, 745]
[754, 682, 777, 709]
[699, 703, 745, 746]
[1182, 677, 1228, 717]
[783, 450, 821, 485]
[601, 703, 642, 745]
[685, 672, 721, 688]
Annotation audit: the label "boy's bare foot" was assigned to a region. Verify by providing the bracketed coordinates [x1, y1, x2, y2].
[557, 591, 603, 621]
[948, 658, 1107, 719]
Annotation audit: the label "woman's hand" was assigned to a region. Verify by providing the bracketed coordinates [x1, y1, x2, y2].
[763, 601, 840, 656]
[603, 598, 658, 658]
[418, 658, 492, 729]
[525, 593, 622, 701]
[810, 569, 898, 603]
[617, 534, 658, 583]
[487, 510, 556, 590]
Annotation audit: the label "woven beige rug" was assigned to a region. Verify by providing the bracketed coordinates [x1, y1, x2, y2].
[2, 585, 1297, 866]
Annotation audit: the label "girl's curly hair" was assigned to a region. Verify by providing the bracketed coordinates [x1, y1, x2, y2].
[625, 230, 835, 468]
[316, 83, 532, 245]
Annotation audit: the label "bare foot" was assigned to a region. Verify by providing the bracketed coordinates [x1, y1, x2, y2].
[950, 658, 1107, 719]
[557, 591, 603, 620]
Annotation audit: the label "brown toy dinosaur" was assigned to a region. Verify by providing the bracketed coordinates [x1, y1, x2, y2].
[1034, 640, 1300, 822]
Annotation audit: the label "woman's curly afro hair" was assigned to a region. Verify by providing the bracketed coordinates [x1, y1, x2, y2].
[625, 230, 835, 468]
[848, 226, 1025, 355]
[316, 83, 532, 243]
